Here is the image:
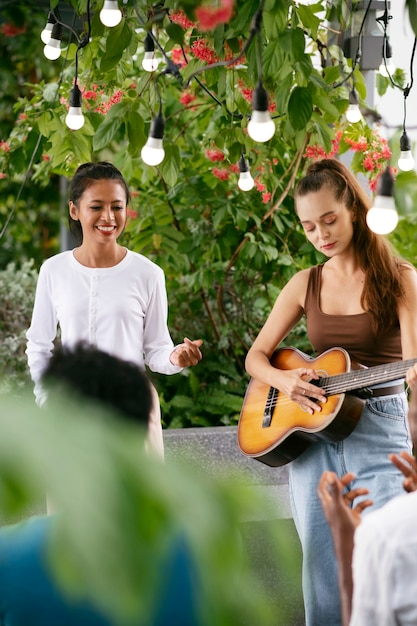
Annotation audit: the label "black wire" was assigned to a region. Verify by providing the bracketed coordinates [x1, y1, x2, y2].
[332, 0, 373, 90]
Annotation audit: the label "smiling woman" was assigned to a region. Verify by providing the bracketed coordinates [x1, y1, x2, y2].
[26, 161, 203, 459]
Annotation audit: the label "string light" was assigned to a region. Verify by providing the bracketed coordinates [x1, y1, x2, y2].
[100, 1, 122, 28]
[65, 82, 85, 130]
[141, 112, 165, 166]
[379, 37, 395, 77]
[43, 23, 63, 60]
[366, 167, 398, 234]
[247, 82, 275, 143]
[238, 155, 255, 191]
[346, 87, 362, 124]
[398, 130, 415, 172]
[40, 12, 56, 44]
[142, 32, 159, 72]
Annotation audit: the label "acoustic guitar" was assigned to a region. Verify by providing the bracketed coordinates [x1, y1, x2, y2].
[238, 346, 411, 467]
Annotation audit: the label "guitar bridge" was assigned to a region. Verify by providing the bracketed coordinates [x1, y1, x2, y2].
[262, 386, 279, 428]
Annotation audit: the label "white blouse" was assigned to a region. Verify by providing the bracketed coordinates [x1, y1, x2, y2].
[26, 249, 182, 405]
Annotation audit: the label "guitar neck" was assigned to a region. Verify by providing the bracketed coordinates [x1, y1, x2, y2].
[319, 357, 417, 396]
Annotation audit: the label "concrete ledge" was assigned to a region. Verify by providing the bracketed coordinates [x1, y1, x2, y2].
[163, 425, 292, 520]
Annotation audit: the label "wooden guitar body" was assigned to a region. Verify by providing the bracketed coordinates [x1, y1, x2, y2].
[238, 347, 366, 467]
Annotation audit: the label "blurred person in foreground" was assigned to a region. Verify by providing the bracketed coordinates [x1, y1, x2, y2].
[0, 343, 200, 626]
[318, 363, 417, 626]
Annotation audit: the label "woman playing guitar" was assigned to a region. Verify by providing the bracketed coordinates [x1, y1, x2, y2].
[245, 158, 417, 626]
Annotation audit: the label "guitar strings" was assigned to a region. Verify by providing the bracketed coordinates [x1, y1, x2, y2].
[261, 358, 414, 413]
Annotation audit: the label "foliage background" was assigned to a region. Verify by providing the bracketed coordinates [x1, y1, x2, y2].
[2, 0, 417, 427]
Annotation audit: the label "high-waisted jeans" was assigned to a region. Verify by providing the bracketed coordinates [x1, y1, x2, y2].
[289, 392, 410, 626]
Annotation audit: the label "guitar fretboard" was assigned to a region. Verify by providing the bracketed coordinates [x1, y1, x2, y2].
[317, 358, 416, 396]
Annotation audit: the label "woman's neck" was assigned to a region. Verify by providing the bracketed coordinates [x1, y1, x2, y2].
[73, 243, 127, 268]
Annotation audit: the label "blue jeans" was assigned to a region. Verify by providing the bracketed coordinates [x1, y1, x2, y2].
[289, 392, 410, 626]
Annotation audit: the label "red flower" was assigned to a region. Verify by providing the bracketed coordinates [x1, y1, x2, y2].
[127, 209, 138, 220]
[0, 141, 10, 152]
[170, 10, 197, 30]
[171, 46, 187, 68]
[212, 167, 229, 180]
[180, 92, 197, 105]
[262, 192, 272, 204]
[0, 172, 8, 179]
[95, 89, 124, 114]
[196, 0, 234, 31]
[238, 79, 253, 103]
[206, 148, 224, 162]
[1, 23, 27, 36]
[191, 39, 219, 64]
[254, 178, 266, 192]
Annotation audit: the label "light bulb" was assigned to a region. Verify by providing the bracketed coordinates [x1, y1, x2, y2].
[142, 52, 160, 72]
[100, 1, 122, 27]
[346, 88, 362, 123]
[248, 111, 275, 142]
[43, 22, 63, 60]
[141, 138, 165, 166]
[366, 167, 398, 234]
[366, 203, 398, 234]
[65, 83, 85, 130]
[41, 25, 53, 44]
[247, 82, 275, 143]
[346, 104, 362, 124]
[238, 171, 255, 191]
[66, 107, 85, 130]
[379, 38, 395, 77]
[238, 156, 254, 191]
[142, 32, 159, 72]
[379, 57, 395, 77]
[141, 113, 165, 166]
[398, 151, 415, 172]
[398, 131, 415, 172]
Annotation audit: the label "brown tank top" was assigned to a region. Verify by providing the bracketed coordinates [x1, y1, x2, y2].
[304, 264, 402, 367]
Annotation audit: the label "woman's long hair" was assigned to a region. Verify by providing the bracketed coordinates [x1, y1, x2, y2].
[295, 158, 406, 336]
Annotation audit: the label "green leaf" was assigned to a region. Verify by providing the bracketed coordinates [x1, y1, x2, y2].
[100, 22, 132, 73]
[158, 144, 181, 187]
[127, 112, 145, 156]
[92, 102, 131, 152]
[406, 0, 417, 38]
[296, 4, 321, 39]
[288, 86, 313, 130]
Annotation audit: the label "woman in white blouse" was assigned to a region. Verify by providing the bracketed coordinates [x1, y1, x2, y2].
[26, 161, 202, 457]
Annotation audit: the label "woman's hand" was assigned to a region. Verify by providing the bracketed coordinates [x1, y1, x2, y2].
[170, 337, 203, 368]
[275, 367, 327, 414]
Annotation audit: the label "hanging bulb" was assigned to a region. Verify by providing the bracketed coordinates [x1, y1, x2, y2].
[65, 83, 85, 130]
[238, 155, 254, 191]
[41, 12, 56, 44]
[141, 113, 165, 166]
[346, 88, 362, 124]
[398, 130, 415, 172]
[100, 1, 122, 27]
[142, 32, 159, 72]
[43, 22, 63, 60]
[247, 82, 275, 143]
[379, 38, 395, 77]
[366, 167, 398, 235]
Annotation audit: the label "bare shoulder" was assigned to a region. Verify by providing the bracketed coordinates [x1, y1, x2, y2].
[279, 268, 312, 305]
[399, 262, 417, 286]
[283, 267, 311, 290]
